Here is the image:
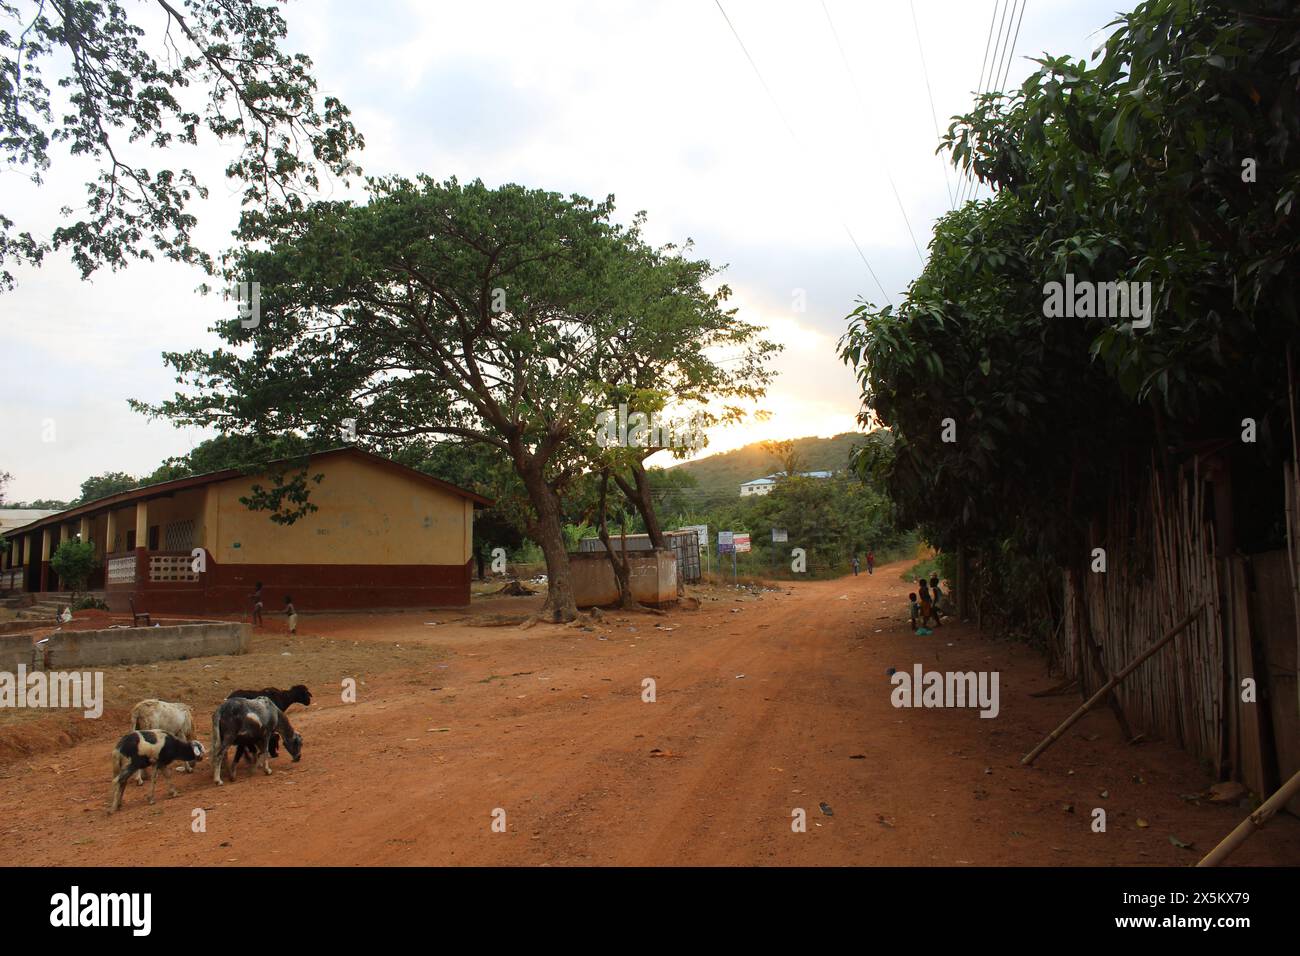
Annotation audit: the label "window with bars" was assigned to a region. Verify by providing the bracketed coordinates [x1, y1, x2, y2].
[163, 520, 196, 551]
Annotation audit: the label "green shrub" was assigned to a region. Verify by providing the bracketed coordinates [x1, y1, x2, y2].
[50, 539, 97, 596]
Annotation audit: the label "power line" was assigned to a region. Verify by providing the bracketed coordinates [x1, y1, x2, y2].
[971, 0, 1025, 203]
[979, 0, 1019, 204]
[819, 0, 925, 264]
[713, 0, 893, 306]
[908, 0, 957, 212]
[997, 0, 1028, 94]
[958, 0, 1004, 206]
[988, 0, 1022, 104]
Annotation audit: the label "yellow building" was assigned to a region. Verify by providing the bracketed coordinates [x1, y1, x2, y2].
[0, 448, 489, 613]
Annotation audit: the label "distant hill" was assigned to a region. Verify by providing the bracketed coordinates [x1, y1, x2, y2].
[667, 432, 866, 498]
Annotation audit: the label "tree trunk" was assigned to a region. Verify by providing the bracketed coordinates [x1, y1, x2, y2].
[517, 461, 578, 622]
[615, 460, 684, 594]
[956, 543, 970, 620]
[614, 461, 666, 548]
[597, 471, 637, 609]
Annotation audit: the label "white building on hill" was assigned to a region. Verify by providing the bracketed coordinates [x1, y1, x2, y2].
[738, 471, 832, 496]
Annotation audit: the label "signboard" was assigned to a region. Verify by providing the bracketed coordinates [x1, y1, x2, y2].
[717, 530, 734, 555]
[771, 528, 788, 543]
[680, 524, 709, 552]
[734, 533, 752, 554]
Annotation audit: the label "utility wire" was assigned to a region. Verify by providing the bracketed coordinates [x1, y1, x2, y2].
[988, 0, 1022, 103]
[713, 0, 893, 306]
[971, 0, 1025, 203]
[958, 0, 1004, 207]
[820, 0, 925, 264]
[997, 0, 1028, 94]
[908, 0, 957, 212]
[966, 0, 1015, 205]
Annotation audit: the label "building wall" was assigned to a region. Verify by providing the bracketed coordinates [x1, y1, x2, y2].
[207, 455, 470, 565]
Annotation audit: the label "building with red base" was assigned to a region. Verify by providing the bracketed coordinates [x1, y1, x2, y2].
[0, 448, 489, 615]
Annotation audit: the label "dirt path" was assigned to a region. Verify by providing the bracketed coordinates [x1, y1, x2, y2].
[2, 560, 1297, 866]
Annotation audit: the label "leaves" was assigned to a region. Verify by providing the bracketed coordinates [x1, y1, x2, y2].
[0, 0, 364, 289]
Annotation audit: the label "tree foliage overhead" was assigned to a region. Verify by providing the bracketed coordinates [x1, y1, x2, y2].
[77, 470, 140, 503]
[839, 0, 1300, 631]
[0, 0, 363, 289]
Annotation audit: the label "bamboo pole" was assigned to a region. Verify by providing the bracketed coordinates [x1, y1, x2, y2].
[1287, 348, 1300, 726]
[1021, 604, 1205, 766]
[1196, 768, 1300, 867]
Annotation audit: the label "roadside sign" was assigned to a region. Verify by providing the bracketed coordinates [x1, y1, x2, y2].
[771, 528, 787, 543]
[734, 533, 751, 553]
[718, 530, 735, 554]
[681, 524, 709, 551]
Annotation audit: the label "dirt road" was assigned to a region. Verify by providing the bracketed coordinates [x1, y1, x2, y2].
[3, 561, 1297, 866]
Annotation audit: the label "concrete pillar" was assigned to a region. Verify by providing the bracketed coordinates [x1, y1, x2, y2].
[79, 515, 91, 547]
[135, 500, 150, 591]
[40, 527, 53, 592]
[135, 501, 149, 549]
[106, 510, 118, 554]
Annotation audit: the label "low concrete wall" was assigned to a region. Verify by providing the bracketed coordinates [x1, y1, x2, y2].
[0, 633, 34, 672]
[38, 622, 249, 669]
[570, 549, 677, 608]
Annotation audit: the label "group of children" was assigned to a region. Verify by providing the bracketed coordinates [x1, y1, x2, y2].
[251, 582, 298, 634]
[850, 550, 876, 576]
[909, 574, 945, 634]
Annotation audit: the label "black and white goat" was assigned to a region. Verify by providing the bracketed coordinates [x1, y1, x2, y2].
[225, 685, 311, 766]
[108, 730, 205, 814]
[211, 696, 302, 785]
[129, 698, 198, 783]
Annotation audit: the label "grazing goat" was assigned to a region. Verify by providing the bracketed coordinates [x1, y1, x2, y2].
[108, 731, 204, 814]
[211, 696, 302, 785]
[129, 699, 197, 784]
[225, 685, 309, 766]
[226, 684, 312, 711]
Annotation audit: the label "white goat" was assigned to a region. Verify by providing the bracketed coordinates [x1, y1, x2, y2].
[129, 699, 197, 783]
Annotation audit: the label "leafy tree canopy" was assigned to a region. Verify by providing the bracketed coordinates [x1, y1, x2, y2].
[0, 0, 363, 289]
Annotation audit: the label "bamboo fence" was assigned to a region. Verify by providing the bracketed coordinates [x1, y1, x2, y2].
[1051, 461, 1224, 767]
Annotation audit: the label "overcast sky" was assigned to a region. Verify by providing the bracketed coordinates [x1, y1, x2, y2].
[0, 0, 1124, 502]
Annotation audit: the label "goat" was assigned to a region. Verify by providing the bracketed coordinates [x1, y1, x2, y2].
[211, 696, 302, 785]
[234, 729, 280, 767]
[129, 699, 197, 784]
[225, 685, 309, 766]
[226, 684, 312, 711]
[108, 730, 205, 814]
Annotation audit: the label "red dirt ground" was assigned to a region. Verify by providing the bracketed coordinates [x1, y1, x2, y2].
[2, 559, 1297, 866]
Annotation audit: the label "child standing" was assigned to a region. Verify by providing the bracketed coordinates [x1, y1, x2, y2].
[909, 592, 920, 632]
[918, 578, 940, 628]
[866, 550, 875, 575]
[284, 595, 297, 635]
[929, 574, 945, 620]
[851, 554, 860, 576]
[251, 582, 264, 626]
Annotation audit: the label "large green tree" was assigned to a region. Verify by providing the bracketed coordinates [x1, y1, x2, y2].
[0, 0, 363, 289]
[136, 176, 775, 620]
